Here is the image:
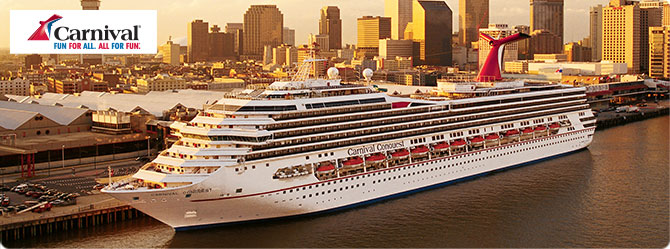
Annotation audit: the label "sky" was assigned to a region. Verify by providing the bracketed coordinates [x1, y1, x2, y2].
[0, 0, 609, 49]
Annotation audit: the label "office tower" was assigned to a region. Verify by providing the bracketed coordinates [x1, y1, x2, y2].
[530, 0, 564, 53]
[159, 40, 180, 65]
[81, 0, 100, 10]
[664, 2, 669, 26]
[515, 25, 531, 60]
[243, 5, 284, 58]
[379, 39, 413, 59]
[209, 25, 235, 61]
[357, 16, 392, 58]
[564, 41, 592, 62]
[590, 5, 603, 61]
[263, 45, 273, 65]
[411, 0, 453, 66]
[272, 45, 287, 65]
[188, 20, 209, 63]
[24, 54, 42, 69]
[478, 24, 517, 70]
[283, 27, 295, 46]
[603, 0, 640, 73]
[529, 29, 562, 55]
[309, 34, 330, 51]
[639, 0, 664, 73]
[225, 23, 243, 55]
[319, 6, 342, 49]
[385, 0, 413, 40]
[459, 0, 489, 48]
[649, 26, 669, 78]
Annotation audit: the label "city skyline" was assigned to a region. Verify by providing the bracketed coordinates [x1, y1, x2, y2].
[0, 0, 601, 49]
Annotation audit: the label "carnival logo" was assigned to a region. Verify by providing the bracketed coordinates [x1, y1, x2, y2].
[28, 14, 62, 41]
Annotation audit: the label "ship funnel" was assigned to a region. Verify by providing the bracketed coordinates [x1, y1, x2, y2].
[476, 32, 530, 82]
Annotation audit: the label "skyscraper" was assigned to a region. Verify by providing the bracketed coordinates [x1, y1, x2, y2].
[664, 2, 669, 26]
[319, 6, 342, 49]
[188, 20, 209, 62]
[384, 0, 413, 40]
[649, 26, 669, 78]
[411, 0, 453, 66]
[589, 5, 603, 61]
[602, 0, 640, 74]
[357, 16, 392, 49]
[309, 34, 330, 51]
[209, 25, 235, 61]
[225, 23, 243, 55]
[515, 25, 531, 60]
[243, 5, 284, 58]
[81, 0, 100, 10]
[530, 0, 564, 53]
[159, 40, 180, 66]
[283, 27, 295, 46]
[459, 0, 489, 48]
[639, 0, 664, 73]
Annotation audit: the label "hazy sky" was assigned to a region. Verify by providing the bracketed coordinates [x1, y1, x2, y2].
[0, 0, 611, 49]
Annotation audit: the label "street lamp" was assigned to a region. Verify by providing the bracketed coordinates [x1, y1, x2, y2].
[94, 143, 98, 169]
[61, 145, 65, 168]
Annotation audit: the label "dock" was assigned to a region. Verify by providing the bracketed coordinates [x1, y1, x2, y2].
[0, 193, 142, 242]
[596, 106, 669, 130]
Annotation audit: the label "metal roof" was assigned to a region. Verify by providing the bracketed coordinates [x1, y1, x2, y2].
[0, 101, 87, 126]
[0, 108, 38, 130]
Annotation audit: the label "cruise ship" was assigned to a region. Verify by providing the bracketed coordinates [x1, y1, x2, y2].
[103, 32, 596, 230]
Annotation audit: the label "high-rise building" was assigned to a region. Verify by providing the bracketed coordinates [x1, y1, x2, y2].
[272, 45, 287, 65]
[225, 23, 244, 55]
[379, 39, 413, 59]
[0, 78, 30, 96]
[478, 24, 517, 70]
[590, 5, 603, 61]
[602, 0, 640, 74]
[411, 0, 453, 66]
[530, 0, 564, 53]
[283, 27, 295, 46]
[664, 2, 669, 26]
[384, 0, 413, 40]
[209, 25, 236, 61]
[319, 6, 342, 49]
[564, 41, 592, 62]
[639, 0, 664, 73]
[309, 34, 330, 51]
[459, 0, 489, 48]
[357, 16, 392, 48]
[515, 25, 531, 60]
[81, 0, 100, 10]
[188, 20, 209, 62]
[530, 29, 562, 55]
[649, 26, 669, 79]
[24, 54, 42, 69]
[263, 45, 274, 65]
[159, 40, 180, 66]
[243, 5, 284, 58]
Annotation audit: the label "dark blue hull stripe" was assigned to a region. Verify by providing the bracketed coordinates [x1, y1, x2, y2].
[174, 147, 587, 232]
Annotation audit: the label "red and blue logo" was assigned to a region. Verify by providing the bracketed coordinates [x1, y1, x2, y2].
[28, 14, 62, 41]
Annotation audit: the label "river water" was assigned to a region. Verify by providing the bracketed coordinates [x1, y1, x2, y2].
[6, 116, 669, 248]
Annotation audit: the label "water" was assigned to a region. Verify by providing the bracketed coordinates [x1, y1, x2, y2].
[5, 116, 669, 248]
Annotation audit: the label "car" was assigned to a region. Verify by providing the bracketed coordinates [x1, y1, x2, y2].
[637, 103, 647, 107]
[135, 156, 150, 163]
[615, 106, 628, 113]
[30, 192, 43, 198]
[16, 204, 27, 211]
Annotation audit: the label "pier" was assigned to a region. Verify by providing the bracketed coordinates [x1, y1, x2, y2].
[0, 194, 141, 242]
[595, 105, 669, 130]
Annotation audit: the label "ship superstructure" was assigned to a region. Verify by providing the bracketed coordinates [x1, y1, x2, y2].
[103, 33, 596, 230]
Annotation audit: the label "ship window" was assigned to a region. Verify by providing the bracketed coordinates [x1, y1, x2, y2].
[236, 188, 242, 193]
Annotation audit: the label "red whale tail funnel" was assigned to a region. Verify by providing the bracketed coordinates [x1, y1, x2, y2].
[476, 32, 530, 82]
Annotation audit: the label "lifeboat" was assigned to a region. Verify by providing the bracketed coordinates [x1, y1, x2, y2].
[485, 134, 500, 140]
[432, 142, 450, 151]
[316, 164, 335, 173]
[410, 145, 429, 155]
[504, 130, 520, 137]
[450, 139, 467, 148]
[342, 157, 364, 167]
[534, 125, 547, 133]
[549, 122, 560, 131]
[469, 136, 485, 144]
[522, 127, 534, 134]
[365, 153, 386, 163]
[391, 149, 410, 158]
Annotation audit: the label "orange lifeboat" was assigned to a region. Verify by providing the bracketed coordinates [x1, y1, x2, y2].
[485, 134, 500, 140]
[365, 153, 386, 163]
[410, 145, 429, 155]
[522, 127, 534, 134]
[450, 139, 467, 148]
[391, 149, 410, 158]
[432, 142, 450, 151]
[505, 130, 520, 137]
[534, 125, 547, 133]
[469, 136, 485, 144]
[342, 157, 364, 167]
[549, 122, 560, 131]
[316, 164, 335, 173]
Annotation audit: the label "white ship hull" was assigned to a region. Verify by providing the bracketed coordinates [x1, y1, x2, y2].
[106, 127, 594, 230]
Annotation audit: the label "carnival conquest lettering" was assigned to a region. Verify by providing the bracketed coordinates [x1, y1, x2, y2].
[347, 141, 405, 156]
